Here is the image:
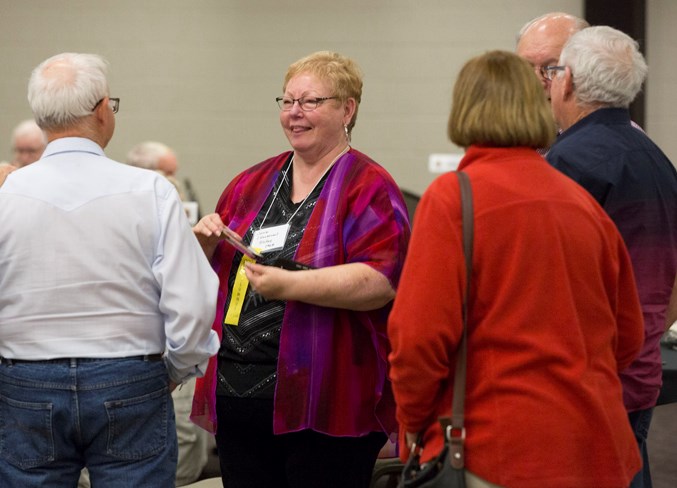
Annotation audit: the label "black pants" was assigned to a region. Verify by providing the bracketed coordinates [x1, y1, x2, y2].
[215, 395, 387, 488]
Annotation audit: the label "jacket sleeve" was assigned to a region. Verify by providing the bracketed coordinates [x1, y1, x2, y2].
[387, 175, 466, 434]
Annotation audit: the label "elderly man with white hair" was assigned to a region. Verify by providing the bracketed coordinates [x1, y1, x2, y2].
[127, 140, 179, 176]
[547, 26, 677, 488]
[0, 52, 219, 487]
[516, 12, 589, 98]
[10, 119, 47, 167]
[126, 141, 204, 225]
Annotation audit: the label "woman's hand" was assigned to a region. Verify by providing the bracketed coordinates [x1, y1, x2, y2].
[244, 261, 291, 300]
[193, 213, 233, 260]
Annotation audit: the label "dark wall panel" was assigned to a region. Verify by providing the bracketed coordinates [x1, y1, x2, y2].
[585, 0, 646, 126]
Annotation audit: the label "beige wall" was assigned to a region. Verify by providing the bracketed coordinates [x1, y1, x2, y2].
[6, 0, 672, 211]
[646, 0, 677, 162]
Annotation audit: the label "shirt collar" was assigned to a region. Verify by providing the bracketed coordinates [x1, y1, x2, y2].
[42, 137, 105, 159]
[559, 108, 631, 142]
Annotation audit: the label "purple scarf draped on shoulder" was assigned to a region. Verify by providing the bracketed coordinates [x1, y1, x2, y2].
[191, 148, 410, 437]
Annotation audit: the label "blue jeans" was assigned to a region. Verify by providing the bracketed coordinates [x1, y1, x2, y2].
[628, 407, 654, 488]
[0, 357, 177, 488]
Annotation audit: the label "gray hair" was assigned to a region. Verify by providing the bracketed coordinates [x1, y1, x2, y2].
[516, 12, 589, 45]
[559, 26, 647, 108]
[126, 141, 171, 170]
[11, 119, 47, 145]
[27, 53, 109, 131]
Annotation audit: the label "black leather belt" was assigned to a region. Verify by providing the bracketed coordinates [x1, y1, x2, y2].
[0, 354, 163, 365]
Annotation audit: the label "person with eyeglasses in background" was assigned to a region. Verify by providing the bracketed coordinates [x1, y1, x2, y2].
[0, 119, 47, 181]
[516, 12, 590, 157]
[516, 12, 590, 101]
[0, 52, 220, 487]
[191, 50, 410, 488]
[516, 12, 643, 157]
[9, 119, 48, 168]
[546, 26, 677, 488]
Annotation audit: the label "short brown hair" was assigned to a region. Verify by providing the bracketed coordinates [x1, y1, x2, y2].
[283, 51, 362, 134]
[448, 50, 555, 148]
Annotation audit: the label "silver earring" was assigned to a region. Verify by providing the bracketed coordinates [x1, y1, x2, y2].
[344, 124, 351, 143]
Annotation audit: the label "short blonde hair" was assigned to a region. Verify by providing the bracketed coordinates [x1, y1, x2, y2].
[283, 51, 362, 135]
[448, 50, 555, 148]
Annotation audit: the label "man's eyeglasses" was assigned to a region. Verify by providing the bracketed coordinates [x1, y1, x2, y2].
[92, 97, 120, 114]
[540, 66, 566, 81]
[276, 96, 337, 112]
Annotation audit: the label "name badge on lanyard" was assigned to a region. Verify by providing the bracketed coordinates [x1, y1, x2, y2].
[251, 223, 290, 253]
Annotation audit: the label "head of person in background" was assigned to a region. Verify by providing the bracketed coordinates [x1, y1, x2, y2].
[548, 25, 647, 133]
[126, 141, 185, 201]
[126, 140, 178, 176]
[10, 119, 47, 167]
[191, 50, 410, 488]
[387, 50, 643, 488]
[516, 12, 589, 97]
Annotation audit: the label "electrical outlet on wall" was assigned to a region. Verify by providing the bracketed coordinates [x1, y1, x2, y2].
[428, 153, 463, 173]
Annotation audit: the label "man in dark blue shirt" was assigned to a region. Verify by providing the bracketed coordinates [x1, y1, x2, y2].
[547, 26, 677, 488]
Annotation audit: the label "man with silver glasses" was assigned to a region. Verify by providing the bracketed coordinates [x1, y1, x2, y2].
[516, 12, 590, 158]
[516, 12, 644, 153]
[516, 12, 590, 100]
[0, 52, 219, 487]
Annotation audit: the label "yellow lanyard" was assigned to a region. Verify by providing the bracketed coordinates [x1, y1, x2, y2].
[224, 255, 257, 326]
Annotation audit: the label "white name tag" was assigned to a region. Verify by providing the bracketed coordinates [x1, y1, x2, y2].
[251, 224, 290, 253]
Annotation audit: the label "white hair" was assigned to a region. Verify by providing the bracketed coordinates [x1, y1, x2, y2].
[27, 53, 109, 131]
[559, 26, 647, 108]
[11, 119, 47, 145]
[126, 141, 172, 170]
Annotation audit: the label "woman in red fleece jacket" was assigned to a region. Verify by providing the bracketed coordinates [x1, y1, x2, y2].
[388, 50, 644, 488]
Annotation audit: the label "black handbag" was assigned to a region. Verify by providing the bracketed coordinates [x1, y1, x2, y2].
[398, 171, 473, 488]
